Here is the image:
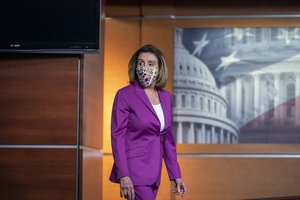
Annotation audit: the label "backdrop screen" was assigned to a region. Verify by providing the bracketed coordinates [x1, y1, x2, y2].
[173, 27, 300, 144]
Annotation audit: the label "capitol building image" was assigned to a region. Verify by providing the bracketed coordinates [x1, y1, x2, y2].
[173, 28, 300, 144]
[173, 29, 239, 144]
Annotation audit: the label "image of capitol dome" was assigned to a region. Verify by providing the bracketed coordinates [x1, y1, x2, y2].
[174, 27, 300, 144]
[173, 29, 239, 144]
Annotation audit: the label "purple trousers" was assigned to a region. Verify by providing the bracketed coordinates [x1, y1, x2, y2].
[134, 183, 159, 200]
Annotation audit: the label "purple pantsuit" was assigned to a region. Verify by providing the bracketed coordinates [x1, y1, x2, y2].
[109, 82, 182, 198]
[134, 183, 159, 200]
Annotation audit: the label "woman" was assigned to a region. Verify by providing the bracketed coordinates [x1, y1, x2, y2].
[109, 44, 187, 200]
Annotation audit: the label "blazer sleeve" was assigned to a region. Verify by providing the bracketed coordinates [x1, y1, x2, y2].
[111, 90, 130, 180]
[163, 93, 182, 181]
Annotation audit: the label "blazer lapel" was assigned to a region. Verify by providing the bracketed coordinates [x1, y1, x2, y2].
[134, 82, 159, 121]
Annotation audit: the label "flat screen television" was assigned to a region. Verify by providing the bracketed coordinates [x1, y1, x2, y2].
[0, 0, 100, 53]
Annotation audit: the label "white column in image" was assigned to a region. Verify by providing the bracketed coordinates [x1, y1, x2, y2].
[273, 73, 280, 106]
[230, 83, 235, 119]
[223, 132, 228, 144]
[227, 132, 231, 144]
[243, 77, 249, 121]
[296, 73, 300, 96]
[232, 135, 236, 144]
[177, 122, 183, 144]
[253, 75, 260, 112]
[201, 124, 206, 144]
[228, 133, 232, 144]
[295, 73, 300, 126]
[253, 74, 261, 126]
[235, 78, 242, 124]
[211, 126, 216, 144]
[207, 130, 211, 144]
[196, 127, 201, 144]
[220, 129, 224, 144]
[273, 73, 280, 124]
[188, 123, 195, 144]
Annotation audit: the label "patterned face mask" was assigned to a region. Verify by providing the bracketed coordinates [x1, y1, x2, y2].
[136, 66, 159, 87]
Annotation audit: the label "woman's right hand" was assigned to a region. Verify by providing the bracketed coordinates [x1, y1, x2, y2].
[120, 176, 135, 200]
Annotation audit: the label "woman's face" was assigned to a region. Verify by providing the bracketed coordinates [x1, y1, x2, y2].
[136, 52, 159, 87]
[137, 52, 158, 69]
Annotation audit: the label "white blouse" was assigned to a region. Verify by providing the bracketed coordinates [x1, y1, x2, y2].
[152, 103, 165, 132]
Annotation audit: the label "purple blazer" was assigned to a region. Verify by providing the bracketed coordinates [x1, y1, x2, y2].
[109, 81, 181, 186]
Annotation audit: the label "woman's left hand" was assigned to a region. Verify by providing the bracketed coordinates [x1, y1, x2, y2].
[172, 178, 187, 197]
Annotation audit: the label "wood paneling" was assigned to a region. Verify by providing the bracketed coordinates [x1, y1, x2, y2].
[107, 0, 300, 7]
[248, 195, 300, 200]
[141, 18, 174, 93]
[176, 156, 300, 200]
[0, 54, 78, 145]
[102, 19, 141, 152]
[142, 3, 300, 16]
[0, 148, 77, 200]
[81, 148, 102, 200]
[177, 144, 300, 154]
[106, 6, 141, 17]
[82, 53, 103, 148]
[106, 0, 300, 17]
[105, 0, 141, 17]
[103, 155, 300, 200]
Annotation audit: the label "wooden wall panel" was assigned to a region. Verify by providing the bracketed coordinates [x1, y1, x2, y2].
[0, 148, 77, 200]
[177, 144, 300, 154]
[106, 6, 140, 17]
[0, 55, 78, 145]
[81, 148, 102, 200]
[103, 156, 120, 200]
[141, 18, 174, 93]
[102, 19, 141, 152]
[82, 53, 103, 148]
[105, 0, 141, 17]
[103, 155, 300, 200]
[106, 0, 300, 17]
[142, 4, 300, 16]
[177, 156, 300, 200]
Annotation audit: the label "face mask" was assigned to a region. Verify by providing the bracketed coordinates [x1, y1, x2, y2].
[136, 66, 159, 87]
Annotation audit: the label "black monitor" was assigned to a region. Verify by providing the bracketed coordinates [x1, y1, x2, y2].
[0, 0, 100, 53]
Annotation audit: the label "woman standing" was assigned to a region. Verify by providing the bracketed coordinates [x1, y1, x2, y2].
[109, 44, 187, 200]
